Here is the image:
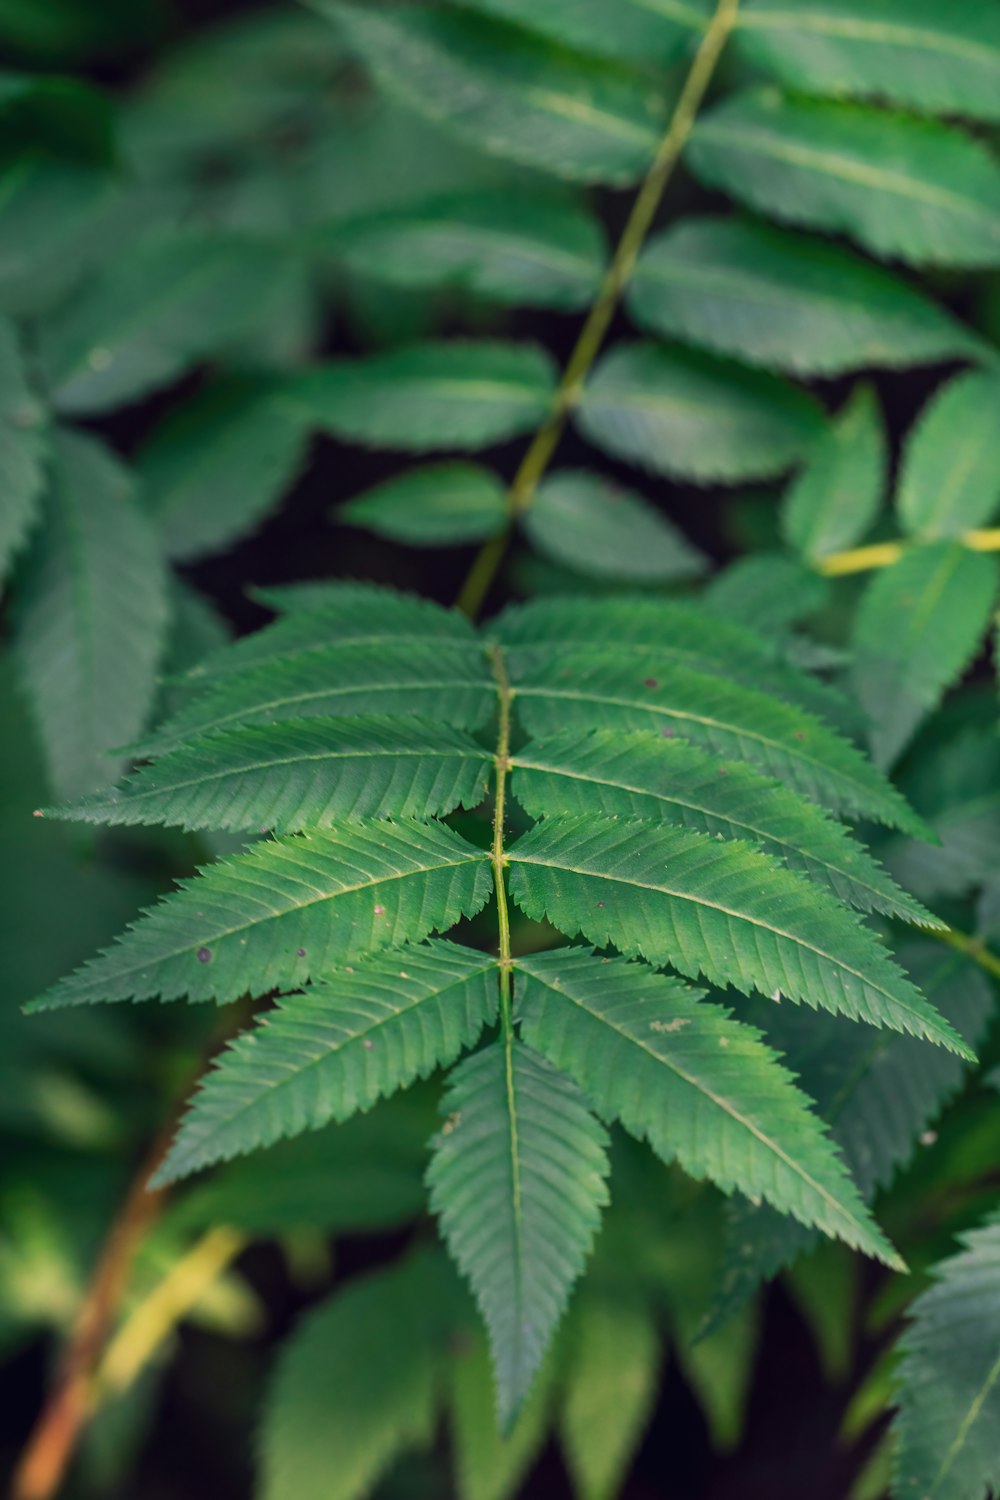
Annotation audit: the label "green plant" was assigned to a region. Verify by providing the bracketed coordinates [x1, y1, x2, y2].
[6, 3, 1000, 1499]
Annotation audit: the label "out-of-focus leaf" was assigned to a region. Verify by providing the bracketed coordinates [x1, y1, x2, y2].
[339, 463, 507, 546]
[688, 91, 1000, 268]
[138, 379, 309, 562]
[897, 371, 1000, 539]
[13, 428, 169, 798]
[38, 231, 296, 414]
[524, 471, 706, 582]
[783, 384, 886, 562]
[629, 218, 981, 375]
[287, 342, 556, 451]
[322, 2, 668, 185]
[850, 543, 997, 767]
[328, 192, 606, 310]
[577, 342, 823, 482]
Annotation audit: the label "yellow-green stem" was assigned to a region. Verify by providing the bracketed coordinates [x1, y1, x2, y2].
[455, 0, 742, 619]
[488, 642, 515, 1040]
[95, 1227, 248, 1402]
[819, 527, 1000, 578]
[934, 927, 1000, 985]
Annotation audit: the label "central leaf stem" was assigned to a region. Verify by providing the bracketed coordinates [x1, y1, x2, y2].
[488, 642, 515, 1041]
[455, 0, 742, 619]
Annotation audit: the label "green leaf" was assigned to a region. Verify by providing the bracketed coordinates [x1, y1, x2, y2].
[628, 217, 981, 375]
[559, 1290, 659, 1500]
[329, 191, 606, 310]
[37, 231, 296, 415]
[0, 316, 48, 589]
[507, 816, 968, 1052]
[322, 2, 668, 185]
[260, 1249, 456, 1500]
[156, 942, 498, 1182]
[186, 581, 480, 684]
[517, 948, 899, 1263]
[577, 342, 822, 482]
[138, 379, 310, 563]
[340, 464, 507, 547]
[850, 543, 997, 767]
[523, 471, 706, 582]
[428, 1040, 609, 1430]
[508, 648, 927, 834]
[286, 341, 555, 451]
[897, 371, 1000, 539]
[29, 819, 492, 1011]
[452, 0, 708, 65]
[13, 428, 169, 799]
[137, 640, 495, 756]
[703, 553, 829, 642]
[782, 384, 887, 561]
[511, 728, 935, 924]
[735, 0, 1000, 124]
[496, 592, 853, 729]
[711, 942, 992, 1326]
[687, 90, 1000, 268]
[50, 717, 492, 833]
[891, 1207, 1000, 1500]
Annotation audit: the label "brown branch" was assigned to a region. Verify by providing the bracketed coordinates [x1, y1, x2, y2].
[11, 1131, 170, 1500]
[12, 998, 252, 1500]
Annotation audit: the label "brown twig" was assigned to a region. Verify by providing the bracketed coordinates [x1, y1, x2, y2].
[11, 1131, 170, 1500]
[12, 997, 252, 1500]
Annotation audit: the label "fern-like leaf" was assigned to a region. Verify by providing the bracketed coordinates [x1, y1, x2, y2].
[510, 728, 936, 924]
[509, 652, 925, 834]
[891, 1208, 1000, 1500]
[507, 816, 967, 1051]
[516, 948, 900, 1264]
[30, 820, 492, 1011]
[51, 717, 492, 832]
[428, 1040, 610, 1430]
[156, 941, 498, 1182]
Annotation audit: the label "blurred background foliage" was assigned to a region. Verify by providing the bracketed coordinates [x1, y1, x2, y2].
[2, 1, 1000, 1498]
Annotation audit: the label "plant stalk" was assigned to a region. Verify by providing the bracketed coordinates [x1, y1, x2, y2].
[455, 0, 742, 619]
